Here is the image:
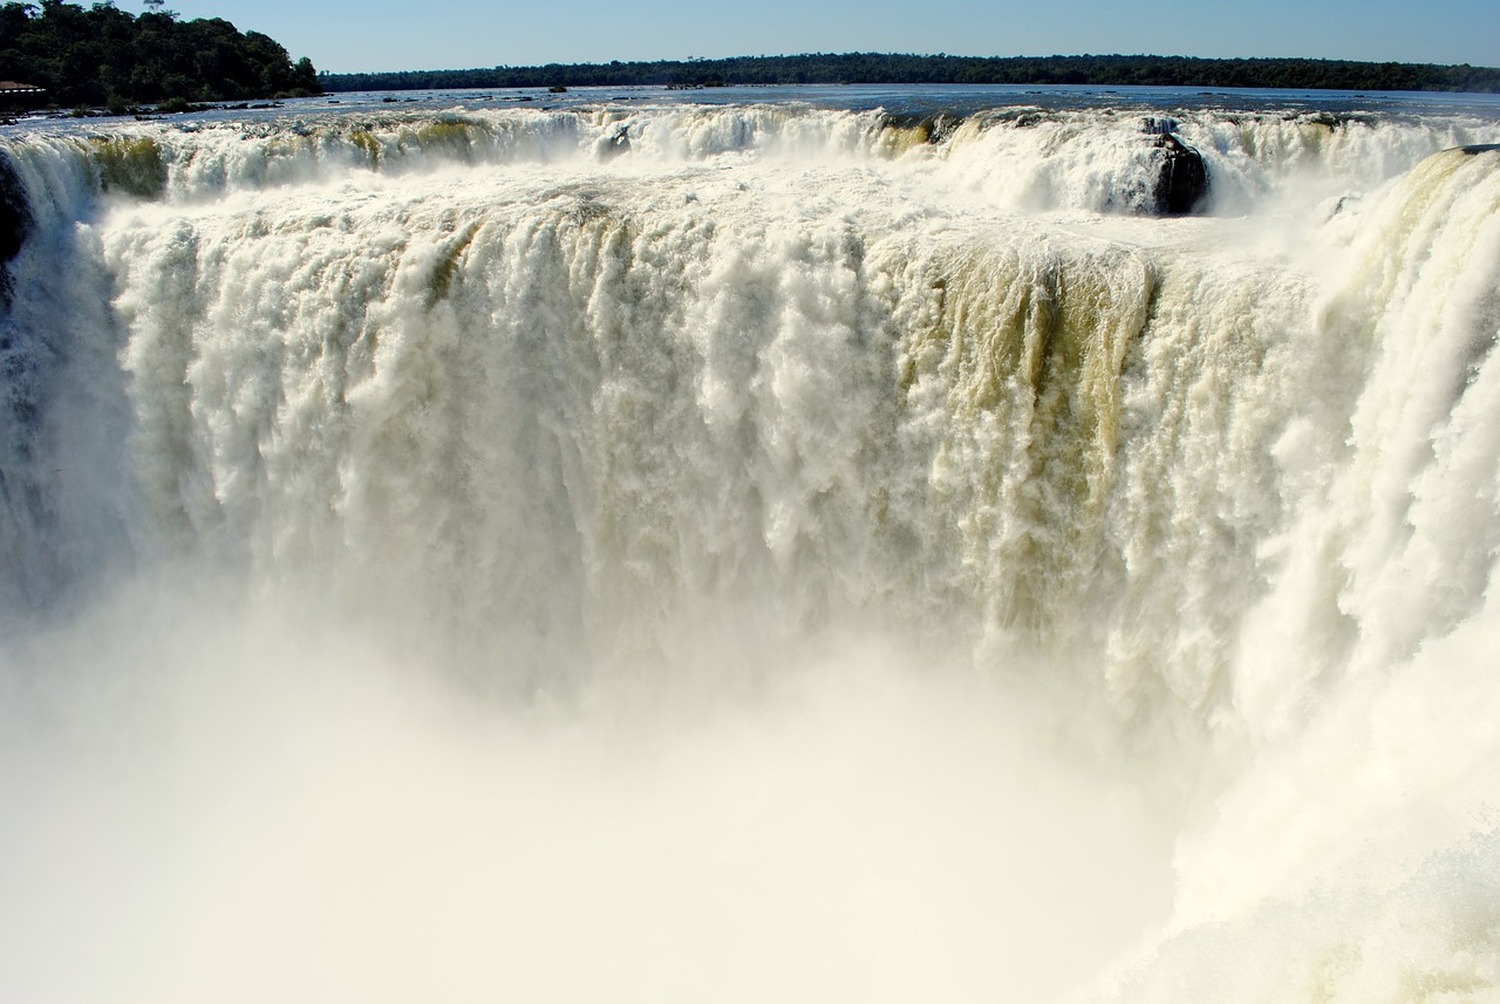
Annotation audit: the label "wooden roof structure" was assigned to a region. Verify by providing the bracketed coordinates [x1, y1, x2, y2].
[0, 81, 45, 111]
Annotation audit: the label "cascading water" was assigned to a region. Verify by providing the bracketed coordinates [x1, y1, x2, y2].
[2, 91, 1499, 1002]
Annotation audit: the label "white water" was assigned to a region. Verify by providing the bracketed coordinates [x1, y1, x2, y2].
[2, 100, 1500, 1002]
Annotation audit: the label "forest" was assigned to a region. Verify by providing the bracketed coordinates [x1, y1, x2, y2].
[323, 53, 1500, 95]
[0, 0, 320, 110]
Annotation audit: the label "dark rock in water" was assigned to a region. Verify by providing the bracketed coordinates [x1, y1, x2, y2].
[1460, 144, 1500, 155]
[1130, 118, 1208, 214]
[924, 113, 961, 144]
[1148, 132, 1208, 215]
[0, 150, 33, 308]
[1297, 110, 1375, 130]
[603, 126, 631, 160]
[0, 152, 30, 263]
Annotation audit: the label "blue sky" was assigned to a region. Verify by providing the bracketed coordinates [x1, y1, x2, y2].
[123, 0, 1500, 74]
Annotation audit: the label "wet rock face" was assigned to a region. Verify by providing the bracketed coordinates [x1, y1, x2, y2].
[0, 151, 33, 307]
[1149, 131, 1209, 215]
[0, 152, 30, 263]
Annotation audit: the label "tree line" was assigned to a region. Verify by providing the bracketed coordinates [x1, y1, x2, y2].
[0, 0, 320, 110]
[322, 53, 1500, 95]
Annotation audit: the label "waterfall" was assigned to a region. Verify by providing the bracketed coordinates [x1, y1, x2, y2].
[1, 96, 1498, 1003]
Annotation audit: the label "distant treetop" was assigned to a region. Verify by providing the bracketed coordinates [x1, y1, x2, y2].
[0, 0, 321, 110]
[321, 52, 1500, 95]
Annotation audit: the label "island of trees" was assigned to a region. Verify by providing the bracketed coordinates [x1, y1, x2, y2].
[322, 53, 1500, 95]
[0, 0, 320, 111]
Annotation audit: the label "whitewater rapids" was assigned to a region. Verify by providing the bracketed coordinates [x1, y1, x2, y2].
[2, 94, 1500, 1002]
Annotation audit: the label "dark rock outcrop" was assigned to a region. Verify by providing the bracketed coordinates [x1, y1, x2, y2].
[1146, 127, 1208, 215]
[603, 126, 631, 160]
[0, 150, 33, 308]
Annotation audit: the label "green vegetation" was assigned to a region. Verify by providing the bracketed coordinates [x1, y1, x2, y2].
[0, 0, 320, 109]
[322, 53, 1500, 95]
